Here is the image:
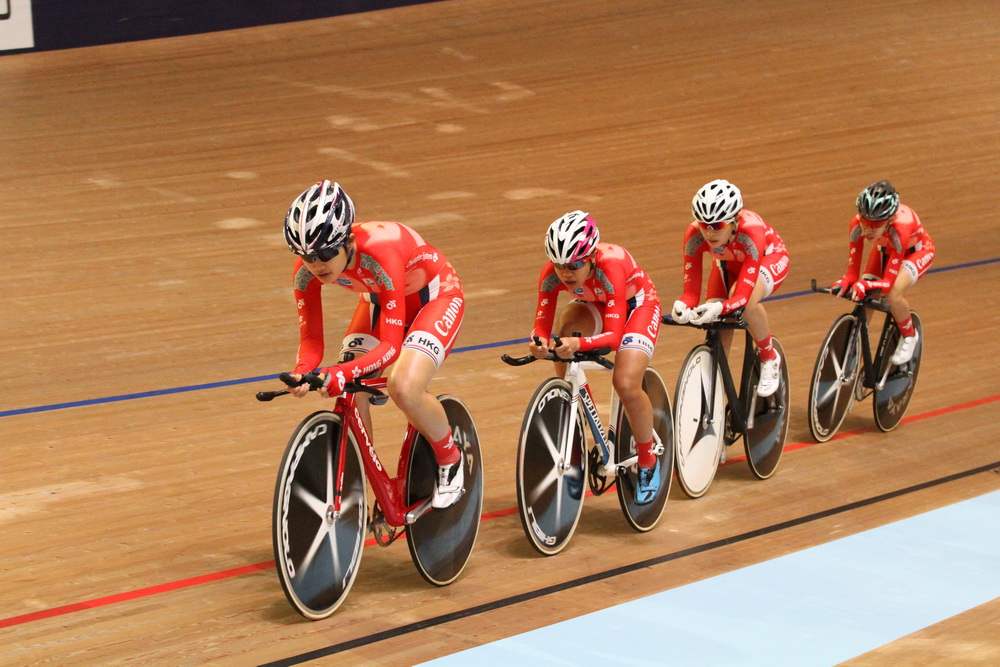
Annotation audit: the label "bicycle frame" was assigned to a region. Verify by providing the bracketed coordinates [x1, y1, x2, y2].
[330, 377, 434, 528]
[561, 361, 639, 476]
[811, 281, 896, 393]
[665, 317, 760, 433]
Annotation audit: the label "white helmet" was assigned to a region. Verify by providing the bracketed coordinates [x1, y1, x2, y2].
[692, 179, 743, 224]
[545, 211, 600, 264]
[283, 180, 355, 256]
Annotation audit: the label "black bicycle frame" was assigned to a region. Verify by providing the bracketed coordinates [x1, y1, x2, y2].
[810, 279, 895, 392]
[704, 325, 758, 433]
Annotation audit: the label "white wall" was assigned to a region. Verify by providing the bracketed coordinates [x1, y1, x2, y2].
[0, 0, 35, 51]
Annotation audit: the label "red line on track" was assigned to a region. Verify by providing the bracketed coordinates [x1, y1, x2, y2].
[2, 393, 997, 630]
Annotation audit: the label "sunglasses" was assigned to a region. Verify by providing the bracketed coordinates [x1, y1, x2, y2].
[859, 217, 889, 228]
[699, 220, 732, 231]
[296, 246, 341, 263]
[554, 258, 590, 271]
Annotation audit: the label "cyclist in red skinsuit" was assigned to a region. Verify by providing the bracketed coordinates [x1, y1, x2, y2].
[670, 180, 790, 398]
[280, 180, 465, 509]
[528, 211, 664, 504]
[831, 180, 933, 365]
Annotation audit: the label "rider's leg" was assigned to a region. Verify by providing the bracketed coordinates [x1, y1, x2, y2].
[741, 265, 783, 397]
[886, 268, 915, 332]
[339, 325, 381, 439]
[553, 300, 601, 378]
[700, 264, 733, 355]
[741, 278, 775, 361]
[886, 255, 930, 365]
[860, 247, 886, 327]
[389, 349, 456, 463]
[390, 348, 464, 509]
[394, 291, 466, 509]
[613, 349, 654, 467]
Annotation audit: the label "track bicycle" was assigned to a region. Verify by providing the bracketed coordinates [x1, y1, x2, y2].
[808, 279, 923, 441]
[663, 311, 789, 498]
[256, 372, 483, 619]
[501, 337, 673, 556]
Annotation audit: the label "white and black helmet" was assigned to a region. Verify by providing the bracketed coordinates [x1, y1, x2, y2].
[283, 180, 355, 255]
[856, 180, 899, 221]
[692, 179, 743, 224]
[545, 210, 600, 265]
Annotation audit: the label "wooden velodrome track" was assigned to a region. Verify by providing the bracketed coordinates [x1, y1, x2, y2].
[2, 0, 999, 663]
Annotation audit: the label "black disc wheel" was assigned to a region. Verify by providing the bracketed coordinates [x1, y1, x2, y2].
[615, 367, 674, 531]
[406, 395, 484, 586]
[272, 411, 367, 620]
[873, 311, 923, 432]
[673, 345, 724, 498]
[808, 313, 861, 442]
[515, 377, 586, 556]
[742, 338, 790, 479]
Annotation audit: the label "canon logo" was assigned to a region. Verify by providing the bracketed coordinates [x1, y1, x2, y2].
[434, 297, 463, 336]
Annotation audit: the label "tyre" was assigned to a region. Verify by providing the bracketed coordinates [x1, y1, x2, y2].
[873, 311, 923, 432]
[272, 411, 367, 620]
[808, 313, 861, 442]
[743, 338, 789, 479]
[515, 377, 586, 555]
[673, 345, 724, 498]
[615, 367, 673, 531]
[407, 395, 484, 585]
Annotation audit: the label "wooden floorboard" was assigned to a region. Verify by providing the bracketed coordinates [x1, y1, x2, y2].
[2, 0, 999, 664]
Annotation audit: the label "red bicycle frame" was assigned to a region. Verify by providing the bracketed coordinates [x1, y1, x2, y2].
[331, 377, 432, 527]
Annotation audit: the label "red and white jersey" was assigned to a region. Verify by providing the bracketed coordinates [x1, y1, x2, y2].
[842, 204, 934, 287]
[532, 242, 659, 351]
[293, 221, 462, 378]
[678, 209, 787, 315]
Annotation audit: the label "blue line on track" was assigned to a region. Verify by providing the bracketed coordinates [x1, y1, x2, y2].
[4, 257, 997, 419]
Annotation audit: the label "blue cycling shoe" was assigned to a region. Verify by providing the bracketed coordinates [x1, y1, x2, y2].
[635, 459, 660, 505]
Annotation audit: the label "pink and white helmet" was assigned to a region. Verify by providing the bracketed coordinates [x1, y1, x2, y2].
[545, 211, 600, 264]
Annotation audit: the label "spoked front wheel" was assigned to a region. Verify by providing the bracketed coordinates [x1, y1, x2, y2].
[272, 411, 367, 620]
[614, 367, 674, 531]
[742, 338, 790, 479]
[673, 345, 725, 498]
[406, 395, 484, 586]
[873, 311, 923, 432]
[808, 313, 861, 442]
[515, 377, 587, 556]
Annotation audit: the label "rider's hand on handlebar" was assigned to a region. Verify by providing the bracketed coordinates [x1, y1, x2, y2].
[671, 299, 693, 324]
[286, 373, 312, 398]
[830, 275, 853, 297]
[553, 335, 581, 360]
[849, 279, 889, 302]
[528, 335, 550, 360]
[318, 366, 347, 398]
[690, 301, 723, 325]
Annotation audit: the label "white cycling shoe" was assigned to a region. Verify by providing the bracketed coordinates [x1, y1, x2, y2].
[757, 352, 782, 398]
[890, 330, 919, 366]
[432, 459, 464, 509]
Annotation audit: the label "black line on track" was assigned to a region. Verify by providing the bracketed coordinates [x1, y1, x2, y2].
[261, 460, 1000, 666]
